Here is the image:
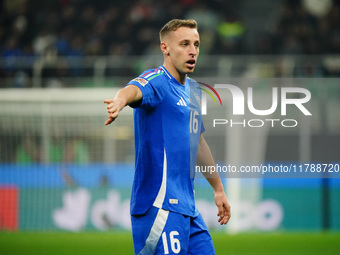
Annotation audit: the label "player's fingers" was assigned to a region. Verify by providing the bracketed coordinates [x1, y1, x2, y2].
[217, 214, 227, 225]
[108, 110, 119, 119]
[104, 98, 113, 104]
[106, 98, 124, 110]
[108, 104, 121, 114]
[105, 117, 113, 125]
[217, 206, 222, 216]
[107, 102, 123, 113]
[108, 107, 121, 119]
[221, 206, 231, 225]
[217, 204, 231, 225]
[105, 110, 120, 125]
[107, 102, 116, 110]
[217, 205, 224, 218]
[221, 212, 231, 225]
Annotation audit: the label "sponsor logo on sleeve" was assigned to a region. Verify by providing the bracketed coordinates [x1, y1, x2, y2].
[132, 78, 148, 87]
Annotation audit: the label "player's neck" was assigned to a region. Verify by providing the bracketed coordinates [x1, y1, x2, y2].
[163, 63, 187, 85]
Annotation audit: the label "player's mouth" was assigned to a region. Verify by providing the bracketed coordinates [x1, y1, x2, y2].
[186, 59, 196, 69]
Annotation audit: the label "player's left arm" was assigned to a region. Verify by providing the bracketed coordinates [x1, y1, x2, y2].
[196, 134, 231, 225]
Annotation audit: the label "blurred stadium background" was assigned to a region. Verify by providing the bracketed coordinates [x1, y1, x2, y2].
[1, 0, 340, 254]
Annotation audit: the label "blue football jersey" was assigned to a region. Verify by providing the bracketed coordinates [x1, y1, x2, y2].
[127, 65, 204, 217]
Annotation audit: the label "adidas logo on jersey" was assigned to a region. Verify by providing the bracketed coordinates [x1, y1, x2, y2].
[177, 97, 187, 106]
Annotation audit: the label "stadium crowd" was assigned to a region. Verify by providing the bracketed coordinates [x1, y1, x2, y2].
[1, 0, 340, 86]
[0, 0, 245, 58]
[258, 0, 340, 55]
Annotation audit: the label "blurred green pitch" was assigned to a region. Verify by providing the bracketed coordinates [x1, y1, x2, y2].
[1, 232, 339, 255]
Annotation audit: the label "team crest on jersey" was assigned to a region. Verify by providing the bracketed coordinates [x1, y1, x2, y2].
[132, 77, 148, 87]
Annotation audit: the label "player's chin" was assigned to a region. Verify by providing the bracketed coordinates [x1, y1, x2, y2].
[185, 66, 195, 73]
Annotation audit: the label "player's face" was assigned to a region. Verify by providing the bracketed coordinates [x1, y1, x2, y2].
[166, 27, 200, 75]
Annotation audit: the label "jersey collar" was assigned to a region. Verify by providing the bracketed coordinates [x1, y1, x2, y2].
[160, 65, 172, 79]
[160, 65, 190, 87]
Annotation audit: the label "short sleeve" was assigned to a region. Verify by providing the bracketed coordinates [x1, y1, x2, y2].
[126, 74, 165, 110]
[201, 121, 205, 134]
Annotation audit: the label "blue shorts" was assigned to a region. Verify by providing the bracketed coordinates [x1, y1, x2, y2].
[131, 206, 215, 255]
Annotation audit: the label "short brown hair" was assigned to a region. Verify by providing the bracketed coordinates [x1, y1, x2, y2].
[159, 19, 198, 41]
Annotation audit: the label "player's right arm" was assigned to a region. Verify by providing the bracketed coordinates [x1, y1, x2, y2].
[104, 85, 142, 125]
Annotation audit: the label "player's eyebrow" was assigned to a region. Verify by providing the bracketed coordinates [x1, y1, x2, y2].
[179, 39, 190, 43]
[179, 39, 200, 44]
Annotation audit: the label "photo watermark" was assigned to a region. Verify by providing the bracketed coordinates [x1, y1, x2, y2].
[192, 78, 340, 179]
[198, 82, 312, 128]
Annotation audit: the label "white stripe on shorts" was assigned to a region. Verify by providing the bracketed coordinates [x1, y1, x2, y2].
[137, 208, 169, 255]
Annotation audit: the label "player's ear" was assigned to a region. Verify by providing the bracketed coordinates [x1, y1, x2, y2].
[161, 41, 169, 56]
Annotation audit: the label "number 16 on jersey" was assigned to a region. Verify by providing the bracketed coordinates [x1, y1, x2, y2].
[190, 110, 199, 134]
